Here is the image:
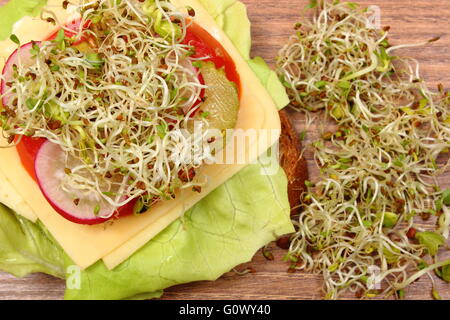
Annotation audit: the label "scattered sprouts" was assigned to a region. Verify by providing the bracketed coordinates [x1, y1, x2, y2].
[277, 0, 450, 299]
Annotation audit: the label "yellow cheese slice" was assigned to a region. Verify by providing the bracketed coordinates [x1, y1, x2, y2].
[0, 0, 281, 270]
[0, 168, 37, 221]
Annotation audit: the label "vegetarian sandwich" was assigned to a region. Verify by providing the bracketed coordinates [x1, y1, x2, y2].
[0, 0, 294, 299]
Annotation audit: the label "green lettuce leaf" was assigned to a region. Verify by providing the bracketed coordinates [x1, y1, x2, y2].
[0, 158, 292, 300]
[0, 204, 67, 278]
[248, 57, 291, 110]
[197, 0, 251, 60]
[0, 0, 293, 300]
[65, 160, 292, 299]
[415, 231, 445, 256]
[440, 263, 450, 282]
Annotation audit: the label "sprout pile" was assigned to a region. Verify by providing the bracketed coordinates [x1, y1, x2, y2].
[0, 0, 229, 217]
[277, 0, 450, 299]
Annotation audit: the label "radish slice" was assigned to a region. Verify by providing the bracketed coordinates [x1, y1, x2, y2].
[35, 140, 134, 225]
[1, 41, 41, 107]
[1, 42, 40, 106]
[1, 20, 88, 105]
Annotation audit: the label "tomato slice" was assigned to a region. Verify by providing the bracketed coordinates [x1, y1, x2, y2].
[183, 23, 241, 92]
[15, 136, 46, 182]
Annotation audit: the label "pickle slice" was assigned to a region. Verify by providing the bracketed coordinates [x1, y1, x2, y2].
[197, 61, 239, 131]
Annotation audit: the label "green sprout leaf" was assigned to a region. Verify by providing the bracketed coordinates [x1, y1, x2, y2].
[85, 53, 104, 69]
[380, 212, 398, 228]
[192, 61, 202, 68]
[337, 80, 351, 89]
[330, 105, 345, 120]
[25, 98, 44, 111]
[156, 121, 168, 139]
[306, 0, 318, 9]
[375, 47, 392, 73]
[432, 287, 442, 300]
[55, 29, 65, 42]
[304, 180, 315, 188]
[93, 204, 100, 216]
[299, 131, 307, 141]
[315, 80, 329, 89]
[10, 34, 20, 45]
[54, 29, 66, 50]
[30, 41, 40, 55]
[133, 198, 147, 215]
[346, 2, 359, 10]
[200, 111, 210, 118]
[442, 189, 450, 206]
[439, 263, 450, 282]
[415, 231, 445, 256]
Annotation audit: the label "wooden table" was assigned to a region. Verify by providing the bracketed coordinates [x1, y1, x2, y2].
[0, 0, 449, 300]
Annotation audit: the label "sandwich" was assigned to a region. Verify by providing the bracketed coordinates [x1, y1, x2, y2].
[0, 0, 294, 299]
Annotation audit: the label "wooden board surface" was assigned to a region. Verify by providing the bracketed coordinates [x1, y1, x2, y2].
[0, 0, 449, 300]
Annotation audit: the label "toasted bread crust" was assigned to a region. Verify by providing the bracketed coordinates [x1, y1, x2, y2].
[279, 109, 308, 215]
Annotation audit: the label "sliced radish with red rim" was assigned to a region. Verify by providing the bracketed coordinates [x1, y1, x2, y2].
[1, 19, 87, 107]
[35, 140, 135, 225]
[1, 41, 41, 107]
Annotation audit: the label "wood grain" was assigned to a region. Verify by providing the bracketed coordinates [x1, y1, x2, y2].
[0, 0, 449, 300]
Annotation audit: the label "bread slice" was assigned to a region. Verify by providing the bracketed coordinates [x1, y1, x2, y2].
[279, 110, 308, 215]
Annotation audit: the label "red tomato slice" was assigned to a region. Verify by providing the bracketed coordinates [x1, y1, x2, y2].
[15, 136, 46, 182]
[183, 22, 241, 92]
